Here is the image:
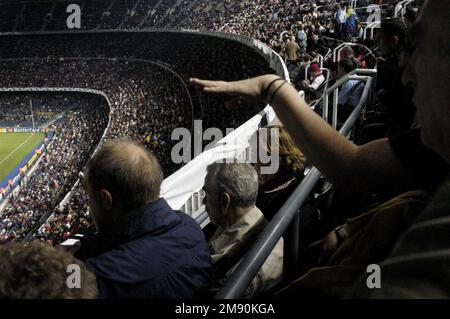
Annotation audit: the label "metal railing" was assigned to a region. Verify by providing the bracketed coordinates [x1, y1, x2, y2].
[333, 42, 376, 64]
[311, 69, 376, 128]
[180, 189, 205, 220]
[394, 0, 415, 18]
[323, 48, 332, 61]
[214, 73, 374, 299]
[363, 21, 381, 41]
[308, 67, 331, 111]
[353, 2, 390, 23]
[304, 54, 324, 80]
[324, 69, 376, 128]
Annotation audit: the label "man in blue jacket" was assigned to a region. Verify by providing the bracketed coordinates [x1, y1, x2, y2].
[76, 139, 212, 298]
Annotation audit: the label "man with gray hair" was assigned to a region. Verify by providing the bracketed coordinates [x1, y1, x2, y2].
[203, 162, 283, 298]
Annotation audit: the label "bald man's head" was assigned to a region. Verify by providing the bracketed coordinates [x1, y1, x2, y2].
[84, 139, 163, 229]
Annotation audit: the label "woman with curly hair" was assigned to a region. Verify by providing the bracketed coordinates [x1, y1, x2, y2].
[255, 125, 306, 221]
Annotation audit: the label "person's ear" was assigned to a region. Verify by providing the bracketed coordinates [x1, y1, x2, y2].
[99, 189, 112, 211]
[392, 35, 399, 48]
[222, 193, 231, 210]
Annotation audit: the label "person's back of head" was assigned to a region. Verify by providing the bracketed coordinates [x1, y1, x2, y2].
[404, 7, 418, 26]
[207, 162, 259, 209]
[381, 18, 408, 43]
[83, 138, 164, 232]
[0, 241, 97, 299]
[378, 17, 408, 59]
[338, 58, 357, 76]
[265, 125, 306, 177]
[341, 46, 355, 59]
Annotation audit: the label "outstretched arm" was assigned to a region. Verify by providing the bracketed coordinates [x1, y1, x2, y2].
[190, 75, 416, 193]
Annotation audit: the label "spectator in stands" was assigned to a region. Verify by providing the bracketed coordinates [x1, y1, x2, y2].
[374, 18, 415, 134]
[189, 0, 450, 297]
[329, 62, 339, 82]
[337, 58, 365, 121]
[296, 24, 308, 53]
[344, 6, 358, 42]
[304, 87, 319, 105]
[203, 162, 283, 298]
[299, 63, 325, 91]
[404, 7, 418, 28]
[348, 0, 450, 297]
[0, 94, 108, 244]
[284, 36, 300, 71]
[0, 241, 97, 298]
[306, 25, 320, 53]
[339, 46, 362, 69]
[76, 139, 212, 298]
[334, 4, 347, 40]
[256, 125, 306, 221]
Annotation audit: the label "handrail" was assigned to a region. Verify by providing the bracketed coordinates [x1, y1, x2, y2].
[309, 67, 331, 111]
[323, 48, 332, 61]
[363, 21, 381, 40]
[394, 0, 415, 18]
[333, 75, 371, 128]
[353, 3, 390, 12]
[214, 76, 374, 299]
[333, 42, 376, 65]
[304, 54, 324, 80]
[333, 42, 351, 62]
[322, 68, 376, 126]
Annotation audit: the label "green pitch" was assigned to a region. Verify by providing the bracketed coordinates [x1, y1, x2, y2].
[0, 132, 45, 183]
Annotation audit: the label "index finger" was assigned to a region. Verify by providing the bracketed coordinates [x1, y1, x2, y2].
[189, 78, 232, 93]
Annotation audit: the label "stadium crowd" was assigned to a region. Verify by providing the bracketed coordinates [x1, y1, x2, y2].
[0, 94, 108, 243]
[0, 28, 277, 244]
[2, 0, 447, 302]
[0, 93, 72, 128]
[0, 59, 194, 244]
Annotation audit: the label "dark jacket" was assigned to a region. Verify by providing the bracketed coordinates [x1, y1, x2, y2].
[77, 198, 212, 299]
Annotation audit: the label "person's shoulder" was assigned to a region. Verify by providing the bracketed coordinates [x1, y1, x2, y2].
[340, 80, 352, 88]
[172, 210, 207, 240]
[412, 175, 450, 224]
